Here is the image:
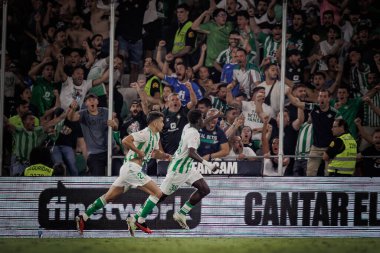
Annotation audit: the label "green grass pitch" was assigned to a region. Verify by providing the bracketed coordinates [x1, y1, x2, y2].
[1, 238, 380, 253]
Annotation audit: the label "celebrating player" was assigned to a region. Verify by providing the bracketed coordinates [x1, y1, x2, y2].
[127, 109, 220, 235]
[75, 111, 171, 235]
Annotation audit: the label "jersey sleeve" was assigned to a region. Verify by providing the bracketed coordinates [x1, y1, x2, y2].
[187, 130, 200, 149]
[131, 128, 149, 143]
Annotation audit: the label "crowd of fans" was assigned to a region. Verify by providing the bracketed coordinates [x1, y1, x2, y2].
[1, 0, 380, 177]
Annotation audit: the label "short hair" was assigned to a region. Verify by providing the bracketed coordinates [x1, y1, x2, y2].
[292, 10, 306, 22]
[21, 111, 34, 122]
[146, 111, 164, 124]
[16, 99, 29, 108]
[292, 83, 306, 91]
[229, 30, 240, 36]
[176, 3, 190, 11]
[29, 146, 53, 167]
[314, 71, 326, 79]
[91, 34, 103, 42]
[212, 8, 226, 18]
[197, 97, 212, 108]
[236, 47, 247, 55]
[164, 84, 174, 92]
[53, 163, 66, 176]
[236, 10, 249, 20]
[323, 10, 334, 17]
[335, 118, 349, 133]
[187, 109, 203, 124]
[372, 129, 380, 136]
[251, 86, 265, 95]
[319, 88, 331, 96]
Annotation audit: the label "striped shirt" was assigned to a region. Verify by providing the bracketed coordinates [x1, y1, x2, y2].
[350, 63, 370, 98]
[364, 91, 380, 127]
[257, 32, 280, 61]
[13, 126, 46, 162]
[125, 127, 160, 166]
[168, 124, 200, 174]
[215, 47, 233, 65]
[295, 122, 313, 160]
[210, 96, 228, 113]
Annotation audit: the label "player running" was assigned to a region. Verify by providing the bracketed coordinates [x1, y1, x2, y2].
[75, 111, 171, 235]
[127, 109, 220, 235]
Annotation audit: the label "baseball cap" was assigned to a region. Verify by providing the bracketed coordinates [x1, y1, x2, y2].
[84, 93, 98, 101]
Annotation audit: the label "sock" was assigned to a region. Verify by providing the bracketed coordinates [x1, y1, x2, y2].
[134, 198, 149, 221]
[84, 195, 107, 219]
[179, 201, 194, 216]
[136, 195, 159, 223]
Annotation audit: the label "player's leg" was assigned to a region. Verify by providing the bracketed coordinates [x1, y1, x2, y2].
[173, 170, 206, 230]
[76, 185, 124, 235]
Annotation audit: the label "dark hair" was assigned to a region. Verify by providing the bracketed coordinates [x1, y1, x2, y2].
[53, 163, 66, 176]
[251, 86, 265, 95]
[176, 3, 190, 11]
[91, 34, 103, 42]
[314, 71, 326, 79]
[187, 109, 203, 124]
[16, 99, 29, 108]
[292, 10, 306, 22]
[236, 47, 247, 55]
[146, 111, 164, 124]
[229, 30, 240, 36]
[319, 88, 331, 96]
[21, 111, 34, 122]
[334, 118, 349, 133]
[292, 83, 306, 91]
[237, 10, 249, 20]
[213, 8, 226, 18]
[164, 84, 174, 92]
[29, 146, 53, 167]
[197, 97, 212, 108]
[323, 10, 334, 17]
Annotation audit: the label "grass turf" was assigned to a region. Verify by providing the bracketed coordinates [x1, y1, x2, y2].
[1, 238, 380, 253]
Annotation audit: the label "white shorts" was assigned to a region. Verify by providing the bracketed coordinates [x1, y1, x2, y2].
[160, 168, 203, 195]
[112, 162, 152, 190]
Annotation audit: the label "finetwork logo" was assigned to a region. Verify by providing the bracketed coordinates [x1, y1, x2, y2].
[38, 181, 201, 230]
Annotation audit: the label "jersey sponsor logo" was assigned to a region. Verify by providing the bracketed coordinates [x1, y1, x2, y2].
[38, 182, 201, 230]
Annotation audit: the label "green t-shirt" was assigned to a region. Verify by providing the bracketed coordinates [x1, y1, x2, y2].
[31, 76, 58, 116]
[199, 21, 233, 67]
[330, 98, 362, 138]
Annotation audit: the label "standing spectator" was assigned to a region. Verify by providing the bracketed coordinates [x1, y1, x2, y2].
[348, 47, 371, 98]
[236, 10, 258, 61]
[8, 100, 40, 128]
[214, 31, 240, 73]
[147, 61, 203, 106]
[161, 91, 196, 155]
[170, 3, 197, 62]
[293, 119, 313, 176]
[287, 10, 314, 58]
[229, 47, 261, 98]
[120, 100, 147, 139]
[55, 55, 109, 110]
[198, 109, 230, 160]
[116, 0, 149, 84]
[43, 29, 67, 61]
[287, 88, 340, 176]
[88, 0, 110, 54]
[330, 86, 363, 139]
[192, 8, 234, 81]
[68, 93, 118, 176]
[258, 63, 288, 115]
[323, 119, 357, 176]
[227, 85, 275, 141]
[66, 14, 93, 48]
[28, 59, 59, 117]
[250, 0, 276, 32]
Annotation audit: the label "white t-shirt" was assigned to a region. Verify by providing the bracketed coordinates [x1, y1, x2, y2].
[168, 124, 200, 173]
[258, 80, 289, 115]
[225, 147, 256, 160]
[242, 100, 275, 140]
[60, 77, 93, 110]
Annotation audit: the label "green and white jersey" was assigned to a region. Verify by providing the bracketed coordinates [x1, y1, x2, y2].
[168, 124, 200, 173]
[125, 127, 160, 166]
[210, 95, 228, 113]
[295, 122, 313, 160]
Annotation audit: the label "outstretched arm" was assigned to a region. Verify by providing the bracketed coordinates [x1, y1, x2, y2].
[188, 147, 219, 171]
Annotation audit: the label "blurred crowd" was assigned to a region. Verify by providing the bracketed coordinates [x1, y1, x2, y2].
[1, 0, 380, 177]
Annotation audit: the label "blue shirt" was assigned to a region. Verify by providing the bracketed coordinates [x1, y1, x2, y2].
[164, 76, 203, 106]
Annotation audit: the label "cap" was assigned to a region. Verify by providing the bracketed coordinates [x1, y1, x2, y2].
[272, 22, 282, 29]
[131, 99, 141, 105]
[84, 93, 98, 101]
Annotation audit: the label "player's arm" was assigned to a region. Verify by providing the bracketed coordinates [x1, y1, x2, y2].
[188, 147, 220, 172]
[122, 135, 144, 159]
[151, 149, 171, 160]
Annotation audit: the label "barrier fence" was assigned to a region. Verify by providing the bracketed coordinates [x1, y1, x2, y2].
[1, 176, 379, 238]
